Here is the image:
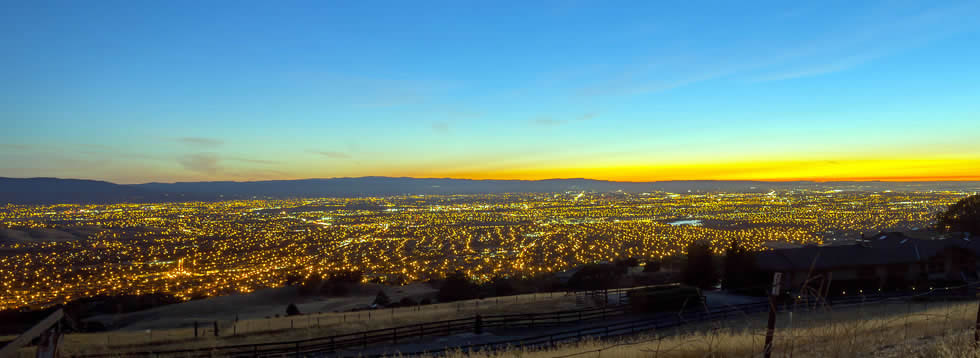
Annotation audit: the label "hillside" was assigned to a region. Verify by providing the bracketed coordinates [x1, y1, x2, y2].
[3, 176, 979, 204]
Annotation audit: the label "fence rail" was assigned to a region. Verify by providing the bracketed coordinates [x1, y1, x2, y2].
[79, 288, 636, 358]
[77, 285, 977, 357]
[399, 289, 980, 358]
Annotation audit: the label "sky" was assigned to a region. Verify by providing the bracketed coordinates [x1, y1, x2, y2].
[2, 0, 979, 184]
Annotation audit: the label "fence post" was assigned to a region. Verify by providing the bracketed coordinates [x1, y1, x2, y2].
[475, 314, 483, 334]
[974, 297, 980, 346]
[214, 321, 219, 337]
[194, 321, 198, 338]
[763, 272, 782, 358]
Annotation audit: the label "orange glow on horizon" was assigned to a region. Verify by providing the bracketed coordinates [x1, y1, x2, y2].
[413, 158, 980, 183]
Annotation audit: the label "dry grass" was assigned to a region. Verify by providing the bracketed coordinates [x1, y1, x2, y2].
[399, 300, 980, 358]
[48, 291, 589, 356]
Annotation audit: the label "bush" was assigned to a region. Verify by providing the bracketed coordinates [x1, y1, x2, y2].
[321, 271, 363, 296]
[286, 303, 301, 316]
[936, 194, 980, 234]
[298, 273, 323, 296]
[488, 276, 516, 296]
[682, 241, 719, 290]
[567, 264, 622, 291]
[373, 290, 390, 306]
[437, 271, 479, 302]
[643, 261, 661, 273]
[627, 285, 703, 312]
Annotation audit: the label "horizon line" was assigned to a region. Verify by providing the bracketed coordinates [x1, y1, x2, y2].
[4, 175, 980, 185]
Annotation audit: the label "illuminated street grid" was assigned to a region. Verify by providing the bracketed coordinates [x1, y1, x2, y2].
[0, 191, 966, 310]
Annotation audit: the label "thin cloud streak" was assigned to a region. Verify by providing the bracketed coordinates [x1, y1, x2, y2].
[308, 150, 352, 159]
[177, 137, 224, 147]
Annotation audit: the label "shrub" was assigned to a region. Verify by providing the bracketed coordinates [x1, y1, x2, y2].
[682, 241, 719, 290]
[373, 290, 390, 306]
[286, 303, 301, 316]
[437, 271, 479, 302]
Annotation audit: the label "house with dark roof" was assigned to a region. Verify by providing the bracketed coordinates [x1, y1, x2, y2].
[755, 232, 977, 295]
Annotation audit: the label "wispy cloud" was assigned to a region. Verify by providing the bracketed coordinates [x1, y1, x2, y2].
[308, 150, 352, 159]
[178, 153, 221, 174]
[532, 117, 567, 127]
[532, 113, 597, 127]
[228, 157, 278, 165]
[751, 2, 978, 82]
[431, 121, 450, 133]
[0, 143, 31, 151]
[177, 137, 224, 147]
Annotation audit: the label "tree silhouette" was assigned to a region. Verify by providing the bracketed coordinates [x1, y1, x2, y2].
[373, 290, 390, 306]
[285, 303, 301, 316]
[936, 194, 980, 234]
[437, 271, 479, 302]
[722, 240, 763, 292]
[682, 241, 719, 289]
[567, 264, 621, 291]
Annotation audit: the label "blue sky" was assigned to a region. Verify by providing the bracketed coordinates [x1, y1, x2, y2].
[2, 0, 979, 183]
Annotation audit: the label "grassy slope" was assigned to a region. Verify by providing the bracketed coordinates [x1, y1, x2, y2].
[49, 290, 587, 356]
[422, 300, 980, 358]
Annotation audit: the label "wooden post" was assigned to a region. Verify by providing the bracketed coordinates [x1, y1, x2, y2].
[214, 321, 219, 337]
[974, 294, 980, 346]
[764, 272, 782, 358]
[474, 314, 483, 334]
[194, 321, 198, 338]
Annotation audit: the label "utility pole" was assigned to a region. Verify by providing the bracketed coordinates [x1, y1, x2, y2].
[974, 289, 980, 347]
[764, 272, 782, 358]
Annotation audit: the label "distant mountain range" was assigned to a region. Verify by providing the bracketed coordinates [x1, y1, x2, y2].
[1, 177, 978, 204]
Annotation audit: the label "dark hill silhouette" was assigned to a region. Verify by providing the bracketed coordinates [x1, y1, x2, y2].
[0, 177, 156, 204]
[1, 177, 978, 204]
[0, 177, 201, 204]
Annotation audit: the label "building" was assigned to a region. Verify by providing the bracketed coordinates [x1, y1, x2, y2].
[755, 232, 977, 295]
